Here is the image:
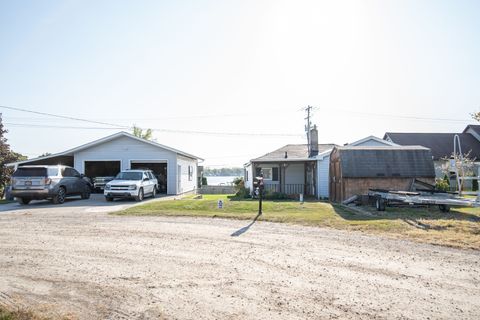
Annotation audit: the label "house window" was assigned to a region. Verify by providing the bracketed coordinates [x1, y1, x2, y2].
[188, 166, 193, 181]
[263, 168, 272, 180]
[246, 170, 249, 181]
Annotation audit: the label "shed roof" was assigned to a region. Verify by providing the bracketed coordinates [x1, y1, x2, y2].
[333, 146, 435, 178]
[384, 132, 480, 160]
[251, 143, 337, 162]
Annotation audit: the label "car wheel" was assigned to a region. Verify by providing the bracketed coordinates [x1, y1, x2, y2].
[17, 198, 31, 205]
[152, 187, 156, 198]
[439, 204, 450, 212]
[135, 188, 144, 201]
[52, 187, 66, 204]
[105, 197, 113, 202]
[375, 197, 386, 211]
[81, 186, 91, 199]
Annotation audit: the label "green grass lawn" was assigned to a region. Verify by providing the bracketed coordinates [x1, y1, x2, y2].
[113, 194, 480, 250]
[0, 199, 13, 205]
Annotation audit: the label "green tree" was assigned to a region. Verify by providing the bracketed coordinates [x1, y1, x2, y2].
[472, 112, 480, 122]
[39, 152, 52, 157]
[0, 114, 27, 197]
[132, 125, 153, 140]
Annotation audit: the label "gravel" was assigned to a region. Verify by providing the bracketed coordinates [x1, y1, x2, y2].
[0, 195, 479, 319]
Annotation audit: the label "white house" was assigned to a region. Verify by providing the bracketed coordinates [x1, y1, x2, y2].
[244, 132, 396, 199]
[9, 131, 203, 195]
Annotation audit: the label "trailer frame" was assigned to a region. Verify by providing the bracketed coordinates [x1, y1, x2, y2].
[368, 189, 480, 212]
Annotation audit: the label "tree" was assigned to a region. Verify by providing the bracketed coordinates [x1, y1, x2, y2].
[472, 112, 480, 122]
[0, 114, 27, 197]
[132, 125, 153, 140]
[39, 152, 52, 157]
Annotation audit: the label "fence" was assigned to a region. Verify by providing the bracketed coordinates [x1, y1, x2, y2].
[264, 184, 314, 196]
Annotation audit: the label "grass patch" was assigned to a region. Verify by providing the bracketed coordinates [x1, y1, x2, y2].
[0, 306, 45, 320]
[0, 200, 13, 205]
[113, 194, 480, 250]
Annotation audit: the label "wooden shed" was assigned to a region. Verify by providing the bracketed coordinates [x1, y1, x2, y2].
[329, 146, 435, 202]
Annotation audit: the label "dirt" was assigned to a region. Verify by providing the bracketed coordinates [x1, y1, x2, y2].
[0, 195, 479, 319]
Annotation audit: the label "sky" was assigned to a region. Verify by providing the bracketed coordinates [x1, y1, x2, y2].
[0, 0, 479, 167]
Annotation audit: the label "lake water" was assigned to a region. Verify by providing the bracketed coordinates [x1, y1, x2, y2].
[205, 176, 240, 186]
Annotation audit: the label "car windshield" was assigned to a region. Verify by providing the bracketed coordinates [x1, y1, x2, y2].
[115, 172, 143, 180]
[13, 167, 58, 177]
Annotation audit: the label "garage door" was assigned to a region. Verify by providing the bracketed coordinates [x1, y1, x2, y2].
[130, 161, 167, 194]
[84, 161, 121, 180]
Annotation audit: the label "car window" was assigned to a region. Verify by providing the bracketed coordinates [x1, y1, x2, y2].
[62, 168, 72, 177]
[71, 168, 81, 177]
[48, 167, 59, 176]
[148, 172, 154, 179]
[115, 172, 142, 180]
[13, 167, 47, 177]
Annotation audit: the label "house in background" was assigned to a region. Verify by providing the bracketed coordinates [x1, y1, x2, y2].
[384, 124, 480, 177]
[329, 145, 436, 202]
[244, 127, 396, 199]
[8, 131, 203, 195]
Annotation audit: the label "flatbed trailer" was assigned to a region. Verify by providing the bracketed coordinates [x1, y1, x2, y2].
[367, 189, 480, 212]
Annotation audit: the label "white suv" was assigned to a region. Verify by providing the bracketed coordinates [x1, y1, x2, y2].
[104, 169, 158, 202]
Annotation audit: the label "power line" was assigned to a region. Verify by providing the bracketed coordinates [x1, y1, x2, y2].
[4, 122, 304, 137]
[0, 105, 129, 128]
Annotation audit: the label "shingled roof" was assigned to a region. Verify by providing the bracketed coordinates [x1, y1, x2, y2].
[384, 132, 480, 160]
[251, 144, 337, 162]
[333, 146, 435, 178]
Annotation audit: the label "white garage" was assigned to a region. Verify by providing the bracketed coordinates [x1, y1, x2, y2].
[10, 131, 202, 195]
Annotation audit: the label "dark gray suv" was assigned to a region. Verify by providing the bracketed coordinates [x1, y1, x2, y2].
[11, 165, 91, 205]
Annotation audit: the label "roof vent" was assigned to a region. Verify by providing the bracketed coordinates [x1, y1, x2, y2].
[284, 151, 288, 159]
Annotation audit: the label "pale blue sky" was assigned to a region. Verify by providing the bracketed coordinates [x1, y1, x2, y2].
[1, 0, 479, 166]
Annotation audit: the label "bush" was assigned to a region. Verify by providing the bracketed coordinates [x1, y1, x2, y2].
[233, 177, 251, 198]
[201, 177, 208, 186]
[436, 178, 450, 192]
[263, 191, 288, 200]
[473, 178, 478, 191]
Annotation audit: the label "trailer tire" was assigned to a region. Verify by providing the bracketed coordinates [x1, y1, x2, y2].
[375, 197, 386, 211]
[439, 204, 450, 213]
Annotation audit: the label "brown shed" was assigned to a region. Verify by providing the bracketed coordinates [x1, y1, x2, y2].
[329, 146, 435, 202]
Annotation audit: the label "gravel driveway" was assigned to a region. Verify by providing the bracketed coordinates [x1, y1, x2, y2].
[0, 195, 479, 319]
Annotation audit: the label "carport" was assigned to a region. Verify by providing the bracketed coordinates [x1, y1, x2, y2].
[130, 160, 167, 193]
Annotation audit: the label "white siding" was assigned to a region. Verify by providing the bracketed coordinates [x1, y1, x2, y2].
[176, 155, 198, 194]
[317, 155, 330, 199]
[74, 135, 179, 194]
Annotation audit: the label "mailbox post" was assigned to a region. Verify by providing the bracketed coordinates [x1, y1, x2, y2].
[255, 174, 264, 215]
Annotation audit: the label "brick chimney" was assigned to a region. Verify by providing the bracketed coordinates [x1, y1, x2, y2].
[309, 125, 318, 157]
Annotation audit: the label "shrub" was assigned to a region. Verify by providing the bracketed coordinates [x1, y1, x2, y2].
[435, 178, 449, 192]
[264, 191, 288, 200]
[201, 177, 208, 186]
[233, 177, 251, 198]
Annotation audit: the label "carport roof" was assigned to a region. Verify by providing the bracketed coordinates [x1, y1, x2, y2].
[8, 131, 203, 166]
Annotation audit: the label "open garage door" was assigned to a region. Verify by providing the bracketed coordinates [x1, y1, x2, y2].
[130, 161, 167, 194]
[84, 161, 121, 180]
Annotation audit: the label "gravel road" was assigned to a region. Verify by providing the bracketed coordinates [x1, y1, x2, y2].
[0, 195, 479, 319]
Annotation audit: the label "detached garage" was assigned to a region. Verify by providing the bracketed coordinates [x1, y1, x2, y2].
[10, 132, 202, 195]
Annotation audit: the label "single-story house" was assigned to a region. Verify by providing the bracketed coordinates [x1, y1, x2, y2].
[8, 131, 203, 195]
[244, 126, 396, 199]
[329, 145, 436, 202]
[384, 125, 480, 178]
